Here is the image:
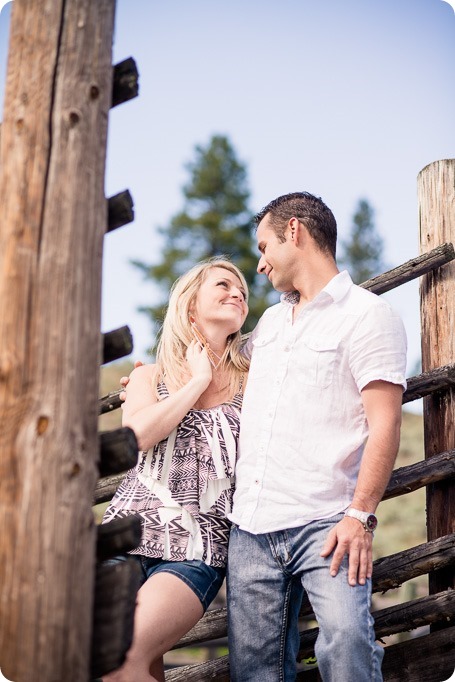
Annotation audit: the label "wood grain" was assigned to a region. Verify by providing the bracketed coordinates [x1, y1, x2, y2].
[0, 1, 116, 679]
[418, 159, 455, 597]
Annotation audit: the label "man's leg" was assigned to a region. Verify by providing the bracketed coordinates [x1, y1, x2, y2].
[290, 515, 384, 682]
[227, 525, 303, 682]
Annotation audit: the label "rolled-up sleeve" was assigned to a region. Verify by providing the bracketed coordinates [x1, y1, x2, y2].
[349, 302, 407, 392]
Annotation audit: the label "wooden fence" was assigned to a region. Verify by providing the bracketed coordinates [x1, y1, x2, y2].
[94, 161, 455, 681]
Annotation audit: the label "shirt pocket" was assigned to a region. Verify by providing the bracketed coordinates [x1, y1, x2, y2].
[250, 331, 278, 378]
[297, 335, 340, 387]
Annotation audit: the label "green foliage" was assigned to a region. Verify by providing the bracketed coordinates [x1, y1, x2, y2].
[339, 199, 386, 284]
[133, 135, 274, 341]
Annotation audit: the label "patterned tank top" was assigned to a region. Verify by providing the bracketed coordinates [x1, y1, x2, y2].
[102, 377, 244, 568]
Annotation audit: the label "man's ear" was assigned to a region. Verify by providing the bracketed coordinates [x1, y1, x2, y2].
[289, 216, 301, 244]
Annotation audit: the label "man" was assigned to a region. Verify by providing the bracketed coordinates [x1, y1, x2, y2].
[227, 192, 407, 681]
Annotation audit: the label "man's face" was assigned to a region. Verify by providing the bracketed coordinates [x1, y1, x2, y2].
[256, 215, 294, 292]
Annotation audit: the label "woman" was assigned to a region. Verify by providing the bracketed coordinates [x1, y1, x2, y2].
[102, 258, 249, 682]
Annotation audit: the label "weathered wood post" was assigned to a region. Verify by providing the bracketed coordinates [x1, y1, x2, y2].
[0, 1, 116, 680]
[418, 159, 455, 599]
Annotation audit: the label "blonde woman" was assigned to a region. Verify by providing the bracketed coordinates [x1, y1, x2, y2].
[102, 258, 249, 682]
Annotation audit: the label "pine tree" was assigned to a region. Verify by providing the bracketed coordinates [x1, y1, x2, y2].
[339, 199, 386, 284]
[133, 135, 274, 341]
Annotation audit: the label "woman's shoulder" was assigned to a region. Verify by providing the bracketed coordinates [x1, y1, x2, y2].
[129, 362, 158, 386]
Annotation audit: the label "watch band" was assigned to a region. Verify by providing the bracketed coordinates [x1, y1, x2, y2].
[344, 507, 378, 532]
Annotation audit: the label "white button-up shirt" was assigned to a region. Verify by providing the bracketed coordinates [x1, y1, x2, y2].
[230, 271, 407, 534]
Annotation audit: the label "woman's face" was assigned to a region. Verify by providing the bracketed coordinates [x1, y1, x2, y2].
[192, 267, 248, 335]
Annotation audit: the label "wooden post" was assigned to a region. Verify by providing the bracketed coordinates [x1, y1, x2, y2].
[418, 160, 455, 597]
[0, 1, 115, 680]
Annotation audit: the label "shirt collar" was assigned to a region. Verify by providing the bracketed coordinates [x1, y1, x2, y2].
[280, 270, 353, 307]
[281, 290, 300, 305]
[322, 270, 353, 302]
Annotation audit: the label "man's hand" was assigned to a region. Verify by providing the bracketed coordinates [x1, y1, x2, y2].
[119, 360, 144, 401]
[320, 516, 373, 586]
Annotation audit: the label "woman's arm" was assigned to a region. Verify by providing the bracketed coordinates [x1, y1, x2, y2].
[122, 341, 212, 451]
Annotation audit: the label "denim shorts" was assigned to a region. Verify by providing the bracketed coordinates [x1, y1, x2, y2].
[108, 555, 225, 612]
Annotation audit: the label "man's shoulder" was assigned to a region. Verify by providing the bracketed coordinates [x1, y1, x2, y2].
[245, 302, 286, 346]
[260, 301, 284, 318]
[256, 301, 287, 330]
[345, 282, 397, 315]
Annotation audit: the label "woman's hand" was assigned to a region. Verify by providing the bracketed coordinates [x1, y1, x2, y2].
[121, 347, 213, 451]
[119, 360, 143, 402]
[186, 340, 212, 388]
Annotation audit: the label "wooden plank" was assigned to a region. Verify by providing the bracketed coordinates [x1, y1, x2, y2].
[173, 607, 228, 649]
[383, 449, 455, 500]
[94, 446, 455, 505]
[418, 160, 455, 598]
[165, 655, 230, 682]
[98, 363, 455, 415]
[111, 57, 139, 107]
[99, 387, 123, 415]
[298, 589, 455, 658]
[360, 242, 455, 295]
[103, 325, 134, 364]
[0, 1, 116, 679]
[381, 626, 455, 682]
[403, 364, 455, 404]
[94, 471, 125, 503]
[99, 427, 138, 477]
[166, 596, 455, 682]
[371, 533, 455, 592]
[96, 515, 142, 561]
[107, 189, 134, 232]
[91, 558, 142, 679]
[296, 626, 455, 681]
[99, 363, 455, 412]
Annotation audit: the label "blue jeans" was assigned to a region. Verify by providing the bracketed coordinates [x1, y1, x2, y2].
[227, 515, 384, 682]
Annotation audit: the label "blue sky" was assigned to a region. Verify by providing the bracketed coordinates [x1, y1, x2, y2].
[1, 0, 454, 395]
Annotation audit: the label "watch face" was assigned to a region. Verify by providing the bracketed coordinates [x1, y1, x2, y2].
[366, 514, 378, 532]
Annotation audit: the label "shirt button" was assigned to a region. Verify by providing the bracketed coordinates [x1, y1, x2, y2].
[284, 346, 290, 352]
[255, 479, 260, 485]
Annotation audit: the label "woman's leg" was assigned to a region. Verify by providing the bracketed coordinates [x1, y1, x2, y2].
[103, 572, 204, 682]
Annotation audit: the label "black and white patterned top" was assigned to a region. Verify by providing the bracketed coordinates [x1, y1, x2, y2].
[102, 379, 244, 567]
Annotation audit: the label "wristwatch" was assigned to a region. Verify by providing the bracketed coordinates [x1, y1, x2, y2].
[344, 508, 378, 532]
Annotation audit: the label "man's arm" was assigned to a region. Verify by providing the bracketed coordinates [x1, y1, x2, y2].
[320, 380, 403, 586]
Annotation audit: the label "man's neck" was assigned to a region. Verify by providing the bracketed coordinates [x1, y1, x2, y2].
[290, 263, 339, 320]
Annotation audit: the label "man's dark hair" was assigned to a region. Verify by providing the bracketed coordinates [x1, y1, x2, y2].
[254, 191, 337, 259]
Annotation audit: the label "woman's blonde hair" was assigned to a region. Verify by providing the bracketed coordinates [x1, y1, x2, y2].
[153, 257, 250, 397]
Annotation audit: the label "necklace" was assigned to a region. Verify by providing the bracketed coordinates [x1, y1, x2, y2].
[206, 346, 223, 370]
[190, 322, 225, 370]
